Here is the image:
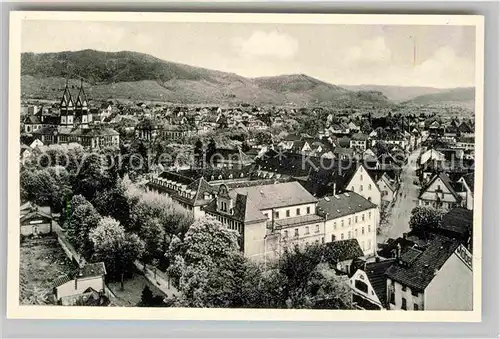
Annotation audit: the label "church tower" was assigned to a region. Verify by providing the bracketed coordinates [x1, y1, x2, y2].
[60, 80, 75, 127]
[74, 80, 92, 128]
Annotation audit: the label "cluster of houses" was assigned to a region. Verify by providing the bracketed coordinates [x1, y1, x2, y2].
[22, 82, 120, 150]
[416, 129, 475, 211]
[19, 84, 475, 310]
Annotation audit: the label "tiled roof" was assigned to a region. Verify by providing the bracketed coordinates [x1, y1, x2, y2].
[232, 182, 318, 210]
[53, 274, 71, 288]
[418, 172, 461, 201]
[385, 236, 461, 291]
[438, 208, 473, 237]
[364, 258, 396, 308]
[316, 192, 377, 220]
[323, 239, 364, 264]
[24, 115, 41, 124]
[351, 133, 369, 141]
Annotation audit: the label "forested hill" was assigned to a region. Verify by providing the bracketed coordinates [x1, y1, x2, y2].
[21, 49, 393, 107]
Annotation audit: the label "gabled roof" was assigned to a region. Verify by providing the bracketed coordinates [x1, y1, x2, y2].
[323, 239, 364, 264]
[385, 236, 461, 291]
[363, 259, 396, 308]
[20, 209, 52, 224]
[24, 115, 41, 124]
[53, 274, 72, 288]
[461, 173, 475, 194]
[351, 132, 368, 141]
[418, 172, 461, 201]
[438, 207, 473, 237]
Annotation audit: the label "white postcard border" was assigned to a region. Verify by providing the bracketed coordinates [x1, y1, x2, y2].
[7, 11, 485, 322]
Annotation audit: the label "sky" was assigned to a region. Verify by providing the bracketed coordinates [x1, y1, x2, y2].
[21, 20, 476, 88]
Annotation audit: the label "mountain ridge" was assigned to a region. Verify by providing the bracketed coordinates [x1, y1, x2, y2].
[21, 49, 393, 107]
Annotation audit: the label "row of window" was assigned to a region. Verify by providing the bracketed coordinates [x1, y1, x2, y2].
[212, 213, 243, 233]
[283, 223, 320, 238]
[265, 206, 312, 220]
[332, 211, 372, 230]
[351, 184, 373, 192]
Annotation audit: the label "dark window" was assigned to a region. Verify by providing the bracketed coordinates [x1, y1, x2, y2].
[306, 206, 311, 214]
[414, 304, 419, 311]
[390, 293, 395, 305]
[294, 228, 299, 237]
[402, 285, 407, 292]
[296, 208, 301, 216]
[355, 280, 368, 293]
[286, 210, 290, 217]
[411, 290, 419, 297]
[331, 234, 336, 241]
[274, 211, 279, 219]
[402, 297, 407, 310]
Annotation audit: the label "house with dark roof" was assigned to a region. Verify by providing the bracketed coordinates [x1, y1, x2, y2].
[385, 236, 472, 311]
[53, 262, 107, 301]
[323, 239, 365, 275]
[316, 192, 379, 257]
[418, 171, 468, 211]
[350, 258, 396, 310]
[436, 208, 473, 252]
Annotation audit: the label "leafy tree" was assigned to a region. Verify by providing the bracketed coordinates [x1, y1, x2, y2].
[92, 179, 131, 226]
[166, 216, 245, 307]
[409, 206, 446, 233]
[129, 190, 192, 236]
[194, 139, 204, 167]
[20, 166, 72, 214]
[205, 138, 217, 165]
[74, 153, 116, 201]
[373, 141, 390, 157]
[64, 196, 101, 258]
[139, 217, 165, 265]
[90, 217, 145, 289]
[139, 285, 154, 306]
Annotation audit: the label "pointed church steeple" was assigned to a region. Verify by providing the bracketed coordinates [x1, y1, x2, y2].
[60, 79, 74, 111]
[75, 79, 88, 110]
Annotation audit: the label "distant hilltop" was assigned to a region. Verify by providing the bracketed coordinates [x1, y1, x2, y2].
[21, 49, 474, 110]
[21, 49, 391, 107]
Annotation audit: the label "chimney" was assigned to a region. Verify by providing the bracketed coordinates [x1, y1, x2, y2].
[402, 232, 408, 239]
[396, 243, 402, 259]
[375, 256, 381, 263]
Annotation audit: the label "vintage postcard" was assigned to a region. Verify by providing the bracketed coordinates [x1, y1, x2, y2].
[8, 12, 484, 322]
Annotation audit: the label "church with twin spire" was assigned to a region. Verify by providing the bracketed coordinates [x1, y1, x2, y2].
[25, 80, 119, 149]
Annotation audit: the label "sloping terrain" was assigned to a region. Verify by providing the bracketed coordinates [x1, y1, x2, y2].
[21, 50, 393, 107]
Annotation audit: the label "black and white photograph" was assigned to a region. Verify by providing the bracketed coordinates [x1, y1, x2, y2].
[8, 12, 484, 321]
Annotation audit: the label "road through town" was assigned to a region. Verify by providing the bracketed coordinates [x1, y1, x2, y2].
[378, 149, 421, 243]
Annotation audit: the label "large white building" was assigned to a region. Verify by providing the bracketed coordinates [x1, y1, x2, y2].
[204, 181, 378, 262]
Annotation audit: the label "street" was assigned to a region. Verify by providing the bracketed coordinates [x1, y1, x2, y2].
[377, 149, 421, 243]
